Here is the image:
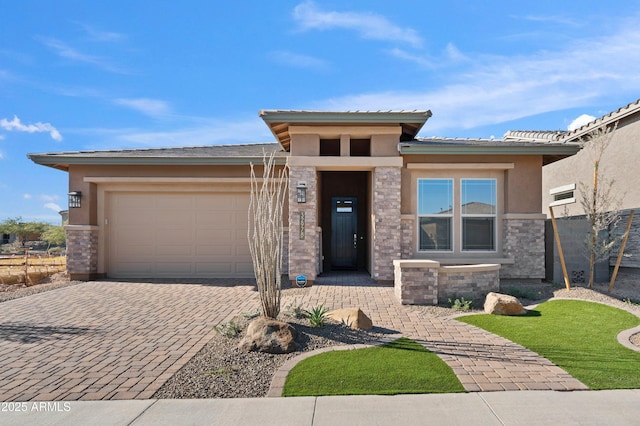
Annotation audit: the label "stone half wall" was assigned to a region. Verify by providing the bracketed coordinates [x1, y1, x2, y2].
[437, 266, 500, 305]
[393, 260, 500, 306]
[501, 216, 545, 279]
[65, 225, 99, 280]
[287, 166, 318, 283]
[372, 167, 402, 282]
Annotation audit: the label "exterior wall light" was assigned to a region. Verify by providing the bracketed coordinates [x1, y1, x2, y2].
[68, 191, 82, 208]
[296, 182, 307, 203]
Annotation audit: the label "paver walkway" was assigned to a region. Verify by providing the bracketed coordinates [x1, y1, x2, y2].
[281, 272, 588, 392]
[0, 273, 586, 402]
[0, 280, 261, 401]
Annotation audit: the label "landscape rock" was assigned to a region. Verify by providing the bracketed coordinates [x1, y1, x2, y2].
[327, 308, 373, 329]
[484, 292, 526, 316]
[238, 317, 298, 353]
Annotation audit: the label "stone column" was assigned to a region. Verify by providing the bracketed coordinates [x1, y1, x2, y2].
[372, 167, 402, 282]
[501, 214, 545, 279]
[400, 215, 414, 259]
[65, 225, 99, 281]
[288, 166, 318, 285]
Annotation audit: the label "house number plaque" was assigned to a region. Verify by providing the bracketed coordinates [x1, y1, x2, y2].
[299, 211, 305, 240]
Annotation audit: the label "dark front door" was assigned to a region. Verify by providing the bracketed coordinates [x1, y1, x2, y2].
[331, 197, 358, 269]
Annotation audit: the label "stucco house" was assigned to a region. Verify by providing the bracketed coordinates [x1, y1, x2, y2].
[29, 110, 580, 297]
[536, 99, 640, 285]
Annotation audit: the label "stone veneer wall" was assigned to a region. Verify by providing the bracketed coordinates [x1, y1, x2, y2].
[281, 228, 289, 275]
[501, 217, 545, 279]
[437, 267, 500, 305]
[372, 167, 402, 282]
[393, 260, 438, 305]
[400, 216, 414, 259]
[287, 166, 318, 282]
[65, 225, 99, 280]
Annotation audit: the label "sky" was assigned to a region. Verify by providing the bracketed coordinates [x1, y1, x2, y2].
[2, 0, 640, 224]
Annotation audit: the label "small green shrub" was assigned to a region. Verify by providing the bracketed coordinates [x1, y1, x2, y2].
[243, 309, 260, 319]
[214, 320, 242, 338]
[285, 300, 308, 319]
[448, 297, 473, 312]
[306, 305, 329, 327]
[505, 287, 537, 300]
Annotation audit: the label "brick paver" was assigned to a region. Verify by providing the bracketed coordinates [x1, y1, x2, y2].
[0, 280, 261, 401]
[0, 274, 587, 402]
[281, 272, 588, 392]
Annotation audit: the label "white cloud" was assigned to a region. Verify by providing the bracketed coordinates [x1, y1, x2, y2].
[516, 15, 581, 27]
[78, 116, 274, 150]
[23, 194, 32, 199]
[0, 115, 62, 141]
[269, 50, 328, 69]
[114, 98, 171, 117]
[77, 23, 126, 42]
[314, 15, 640, 133]
[44, 202, 62, 212]
[568, 114, 597, 131]
[293, 1, 422, 47]
[40, 194, 59, 202]
[37, 37, 128, 74]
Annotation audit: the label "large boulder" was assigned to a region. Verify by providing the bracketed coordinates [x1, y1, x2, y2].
[484, 292, 526, 316]
[327, 308, 373, 330]
[238, 317, 298, 353]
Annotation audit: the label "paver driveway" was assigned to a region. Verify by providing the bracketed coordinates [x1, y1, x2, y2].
[0, 280, 261, 401]
[0, 273, 587, 402]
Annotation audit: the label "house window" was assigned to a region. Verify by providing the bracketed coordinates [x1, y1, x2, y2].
[549, 183, 576, 207]
[418, 177, 497, 252]
[418, 179, 453, 251]
[320, 139, 341, 156]
[461, 179, 496, 251]
[350, 139, 371, 156]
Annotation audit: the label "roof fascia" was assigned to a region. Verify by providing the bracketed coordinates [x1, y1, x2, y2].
[28, 154, 288, 168]
[259, 110, 432, 125]
[399, 144, 581, 156]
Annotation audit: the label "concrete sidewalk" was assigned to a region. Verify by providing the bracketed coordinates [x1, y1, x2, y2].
[4, 390, 640, 426]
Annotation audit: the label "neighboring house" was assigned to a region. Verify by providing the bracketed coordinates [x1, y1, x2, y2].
[515, 98, 640, 284]
[29, 110, 579, 283]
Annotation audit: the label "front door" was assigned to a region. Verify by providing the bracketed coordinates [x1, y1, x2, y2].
[331, 197, 358, 269]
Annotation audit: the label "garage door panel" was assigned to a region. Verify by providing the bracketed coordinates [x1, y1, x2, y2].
[108, 191, 253, 278]
[195, 262, 233, 274]
[156, 245, 193, 256]
[195, 245, 233, 256]
[156, 262, 193, 274]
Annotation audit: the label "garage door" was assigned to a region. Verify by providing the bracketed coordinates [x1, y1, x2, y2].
[107, 191, 253, 278]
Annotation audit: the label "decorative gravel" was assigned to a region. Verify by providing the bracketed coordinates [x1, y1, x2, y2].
[152, 314, 394, 399]
[0, 273, 81, 303]
[3, 273, 639, 397]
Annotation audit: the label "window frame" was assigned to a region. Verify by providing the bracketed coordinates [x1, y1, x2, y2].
[417, 178, 454, 252]
[416, 175, 501, 254]
[460, 178, 497, 252]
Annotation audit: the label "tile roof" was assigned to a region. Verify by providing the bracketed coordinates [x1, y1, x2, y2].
[561, 98, 640, 141]
[30, 142, 285, 158]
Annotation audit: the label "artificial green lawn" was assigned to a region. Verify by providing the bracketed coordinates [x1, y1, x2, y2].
[458, 299, 640, 390]
[283, 337, 465, 396]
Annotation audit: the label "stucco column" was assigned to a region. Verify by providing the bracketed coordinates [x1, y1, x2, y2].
[288, 166, 318, 285]
[372, 166, 402, 282]
[65, 225, 99, 281]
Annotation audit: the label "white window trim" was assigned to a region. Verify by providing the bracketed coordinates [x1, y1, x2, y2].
[460, 178, 497, 253]
[549, 183, 576, 207]
[417, 178, 454, 252]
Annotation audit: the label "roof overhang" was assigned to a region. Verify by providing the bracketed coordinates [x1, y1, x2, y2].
[260, 110, 432, 151]
[399, 143, 582, 165]
[27, 154, 288, 172]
